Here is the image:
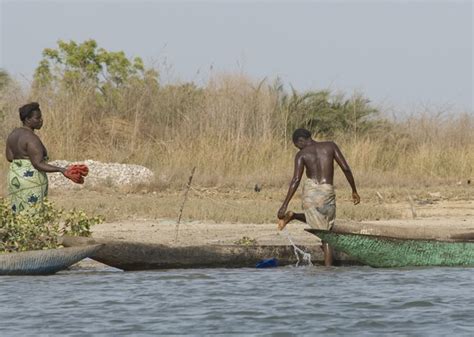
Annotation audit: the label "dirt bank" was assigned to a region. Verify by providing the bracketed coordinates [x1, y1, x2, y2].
[91, 207, 473, 247]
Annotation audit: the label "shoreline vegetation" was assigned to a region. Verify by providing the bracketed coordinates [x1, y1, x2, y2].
[0, 40, 472, 228]
[0, 198, 102, 252]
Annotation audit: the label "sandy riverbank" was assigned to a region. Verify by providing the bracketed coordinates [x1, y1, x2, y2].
[70, 194, 473, 269]
[91, 214, 474, 248]
[88, 196, 473, 247]
[44, 186, 474, 246]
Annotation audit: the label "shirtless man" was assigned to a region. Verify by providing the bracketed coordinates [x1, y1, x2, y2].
[277, 128, 360, 266]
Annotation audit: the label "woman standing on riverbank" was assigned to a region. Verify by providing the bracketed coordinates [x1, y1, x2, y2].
[5, 102, 83, 213]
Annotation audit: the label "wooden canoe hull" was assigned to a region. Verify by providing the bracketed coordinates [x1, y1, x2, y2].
[0, 245, 103, 276]
[60, 236, 357, 270]
[306, 229, 474, 268]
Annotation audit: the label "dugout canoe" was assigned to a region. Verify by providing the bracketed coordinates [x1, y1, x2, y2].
[333, 220, 474, 241]
[0, 245, 103, 276]
[306, 228, 474, 268]
[60, 236, 357, 270]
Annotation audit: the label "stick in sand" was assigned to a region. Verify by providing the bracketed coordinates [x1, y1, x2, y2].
[175, 166, 196, 242]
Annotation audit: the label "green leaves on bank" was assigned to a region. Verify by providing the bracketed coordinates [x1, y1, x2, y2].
[0, 198, 103, 252]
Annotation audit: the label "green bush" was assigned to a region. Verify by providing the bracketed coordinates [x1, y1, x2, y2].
[0, 198, 103, 252]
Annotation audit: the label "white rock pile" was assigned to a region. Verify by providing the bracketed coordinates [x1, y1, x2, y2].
[48, 159, 154, 190]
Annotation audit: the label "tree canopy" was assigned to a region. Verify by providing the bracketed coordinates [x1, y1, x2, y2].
[0, 69, 10, 91]
[33, 39, 158, 93]
[270, 79, 382, 137]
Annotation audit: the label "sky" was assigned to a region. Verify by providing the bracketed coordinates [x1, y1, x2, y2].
[0, 0, 472, 115]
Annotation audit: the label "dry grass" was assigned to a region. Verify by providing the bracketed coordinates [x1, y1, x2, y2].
[0, 73, 472, 203]
[40, 183, 473, 224]
[45, 187, 400, 224]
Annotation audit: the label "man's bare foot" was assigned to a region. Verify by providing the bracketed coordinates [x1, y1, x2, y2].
[278, 211, 294, 230]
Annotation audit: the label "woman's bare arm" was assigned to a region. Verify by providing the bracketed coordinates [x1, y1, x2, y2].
[6, 145, 13, 162]
[26, 136, 65, 173]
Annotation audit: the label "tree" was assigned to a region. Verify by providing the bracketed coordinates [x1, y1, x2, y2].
[0, 69, 12, 123]
[33, 39, 158, 93]
[275, 86, 381, 137]
[0, 69, 10, 91]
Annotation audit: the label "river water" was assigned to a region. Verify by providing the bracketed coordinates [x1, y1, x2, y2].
[1, 265, 473, 336]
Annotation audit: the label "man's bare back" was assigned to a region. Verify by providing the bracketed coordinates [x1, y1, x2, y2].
[298, 141, 338, 185]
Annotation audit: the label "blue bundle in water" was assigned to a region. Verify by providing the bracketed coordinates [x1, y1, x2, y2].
[256, 257, 278, 268]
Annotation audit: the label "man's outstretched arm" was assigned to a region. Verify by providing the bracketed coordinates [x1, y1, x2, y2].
[278, 153, 305, 218]
[333, 143, 360, 205]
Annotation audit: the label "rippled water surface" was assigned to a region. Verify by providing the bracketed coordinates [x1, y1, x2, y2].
[1, 265, 473, 336]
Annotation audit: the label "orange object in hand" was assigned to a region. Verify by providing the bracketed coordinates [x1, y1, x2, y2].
[64, 164, 89, 184]
[73, 164, 89, 177]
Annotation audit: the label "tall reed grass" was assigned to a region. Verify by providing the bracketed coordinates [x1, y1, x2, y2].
[0, 73, 472, 195]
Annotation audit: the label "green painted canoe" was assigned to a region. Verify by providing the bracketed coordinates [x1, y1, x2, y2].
[306, 229, 474, 268]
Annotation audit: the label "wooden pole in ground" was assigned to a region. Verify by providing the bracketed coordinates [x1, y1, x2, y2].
[407, 195, 417, 219]
[175, 166, 196, 243]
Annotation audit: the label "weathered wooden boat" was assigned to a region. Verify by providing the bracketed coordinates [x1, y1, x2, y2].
[306, 228, 474, 268]
[60, 236, 356, 270]
[333, 220, 474, 241]
[0, 245, 103, 276]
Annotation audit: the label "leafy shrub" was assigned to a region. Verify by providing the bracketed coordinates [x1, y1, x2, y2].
[0, 198, 103, 252]
[234, 236, 257, 246]
[62, 209, 103, 237]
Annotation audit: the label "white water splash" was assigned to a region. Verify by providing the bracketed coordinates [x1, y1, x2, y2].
[281, 229, 313, 267]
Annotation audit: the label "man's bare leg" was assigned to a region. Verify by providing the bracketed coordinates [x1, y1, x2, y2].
[278, 213, 334, 266]
[292, 213, 306, 223]
[322, 242, 334, 267]
[278, 212, 306, 230]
